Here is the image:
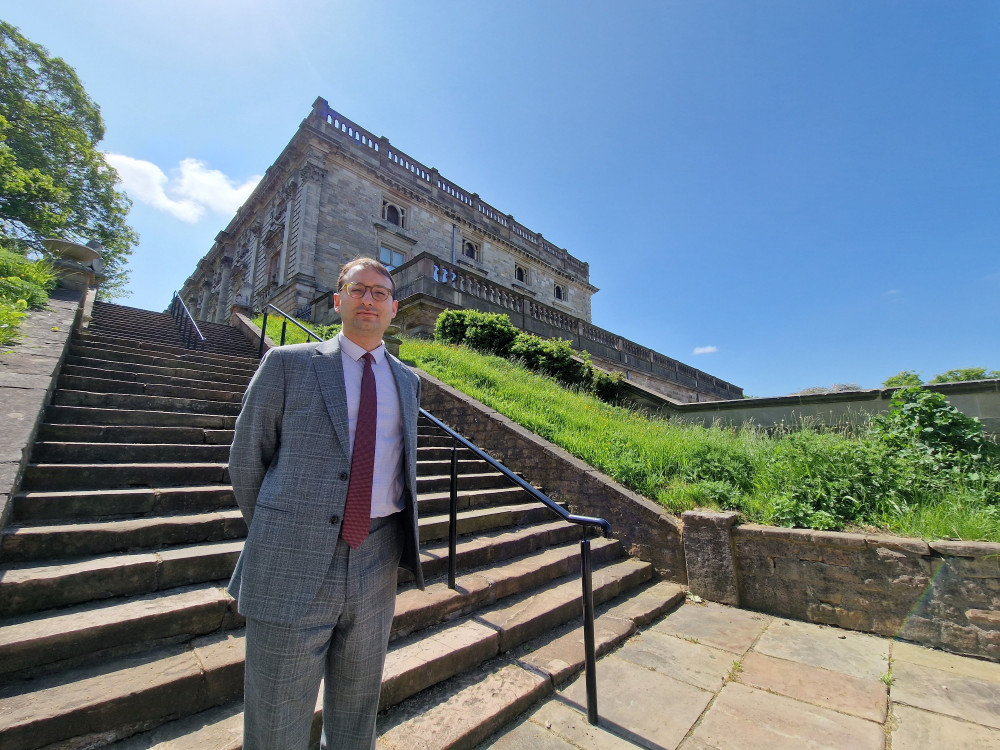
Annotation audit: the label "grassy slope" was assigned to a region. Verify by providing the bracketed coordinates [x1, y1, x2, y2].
[400, 338, 1000, 543]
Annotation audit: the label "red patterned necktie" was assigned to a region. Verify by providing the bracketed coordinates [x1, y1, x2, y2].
[342, 352, 377, 549]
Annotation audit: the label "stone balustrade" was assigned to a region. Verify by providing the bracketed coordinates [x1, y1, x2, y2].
[393, 253, 742, 401]
[313, 99, 590, 283]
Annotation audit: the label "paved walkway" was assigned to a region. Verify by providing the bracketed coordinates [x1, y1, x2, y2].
[480, 598, 1000, 750]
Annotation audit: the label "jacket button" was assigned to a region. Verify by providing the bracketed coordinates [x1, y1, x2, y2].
[329, 514, 340, 524]
[339, 472, 348, 481]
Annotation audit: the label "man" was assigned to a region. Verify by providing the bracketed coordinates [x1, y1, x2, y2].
[228, 257, 424, 749]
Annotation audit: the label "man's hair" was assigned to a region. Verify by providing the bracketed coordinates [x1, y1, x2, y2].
[337, 257, 395, 296]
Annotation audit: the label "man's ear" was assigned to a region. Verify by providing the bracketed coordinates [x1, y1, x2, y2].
[333, 292, 341, 312]
[390, 299, 398, 319]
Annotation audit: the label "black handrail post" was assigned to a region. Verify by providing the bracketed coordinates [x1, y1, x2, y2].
[281, 318, 288, 346]
[448, 446, 458, 590]
[581, 537, 598, 724]
[259, 310, 269, 357]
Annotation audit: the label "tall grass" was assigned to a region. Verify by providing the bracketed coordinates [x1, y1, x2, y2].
[0, 249, 57, 346]
[400, 337, 1000, 543]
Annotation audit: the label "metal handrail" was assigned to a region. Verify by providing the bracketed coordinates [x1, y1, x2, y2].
[169, 292, 206, 350]
[257, 302, 322, 356]
[419, 407, 608, 725]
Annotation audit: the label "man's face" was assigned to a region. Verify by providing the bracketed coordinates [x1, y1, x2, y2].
[333, 265, 398, 345]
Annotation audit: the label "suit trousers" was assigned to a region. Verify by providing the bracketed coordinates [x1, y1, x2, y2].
[243, 513, 403, 750]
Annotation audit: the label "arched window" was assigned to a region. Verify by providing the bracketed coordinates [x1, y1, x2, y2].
[515, 265, 526, 283]
[382, 200, 406, 228]
[464, 241, 478, 260]
[554, 285, 564, 300]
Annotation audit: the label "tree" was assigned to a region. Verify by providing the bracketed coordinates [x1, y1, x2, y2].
[929, 368, 1000, 384]
[883, 370, 923, 388]
[0, 21, 137, 298]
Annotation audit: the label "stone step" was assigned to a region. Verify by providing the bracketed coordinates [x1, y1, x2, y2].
[416, 485, 530, 516]
[61, 365, 249, 393]
[0, 558, 651, 750]
[416, 458, 486, 477]
[76, 333, 260, 369]
[104, 571, 679, 750]
[57, 374, 245, 403]
[378, 580, 687, 750]
[19, 462, 229, 492]
[417, 471, 512, 494]
[0, 540, 243, 617]
[88, 313, 258, 354]
[0, 536, 618, 681]
[52, 389, 243, 416]
[1, 510, 247, 562]
[62, 356, 252, 388]
[36, 423, 235, 446]
[68, 343, 258, 379]
[0, 583, 239, 679]
[44, 405, 237, 428]
[31, 441, 232, 464]
[0, 504, 561, 614]
[0, 628, 246, 750]
[11, 486, 237, 523]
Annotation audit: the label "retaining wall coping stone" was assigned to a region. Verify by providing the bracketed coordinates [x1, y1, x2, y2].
[929, 540, 1000, 559]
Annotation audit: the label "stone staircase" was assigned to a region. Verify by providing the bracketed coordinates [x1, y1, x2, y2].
[0, 301, 683, 749]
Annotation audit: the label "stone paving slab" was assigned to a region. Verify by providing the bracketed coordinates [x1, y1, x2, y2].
[890, 704, 1000, 749]
[614, 629, 734, 692]
[486, 699, 637, 749]
[649, 599, 769, 654]
[753, 616, 890, 681]
[891, 657, 1000, 729]
[683, 682, 885, 750]
[559, 655, 713, 749]
[738, 650, 888, 722]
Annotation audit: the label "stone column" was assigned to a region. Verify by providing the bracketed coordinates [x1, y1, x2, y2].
[293, 163, 326, 281]
[682, 510, 741, 605]
[198, 281, 212, 321]
[215, 256, 233, 324]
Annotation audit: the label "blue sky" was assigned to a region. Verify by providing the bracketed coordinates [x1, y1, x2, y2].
[5, 1, 998, 397]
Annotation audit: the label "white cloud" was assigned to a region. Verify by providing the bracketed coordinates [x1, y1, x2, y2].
[104, 153, 261, 223]
[693, 345, 718, 355]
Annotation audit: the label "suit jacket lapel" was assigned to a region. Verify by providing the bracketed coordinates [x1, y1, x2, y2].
[313, 337, 350, 454]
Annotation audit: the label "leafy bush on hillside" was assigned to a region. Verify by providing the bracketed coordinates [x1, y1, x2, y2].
[0, 248, 57, 345]
[433, 309, 628, 403]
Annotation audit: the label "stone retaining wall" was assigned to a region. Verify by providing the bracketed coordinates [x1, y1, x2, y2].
[0, 289, 83, 531]
[685, 511, 1000, 661]
[416, 371, 687, 582]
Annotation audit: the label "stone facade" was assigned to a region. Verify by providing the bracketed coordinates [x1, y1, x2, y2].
[179, 98, 741, 402]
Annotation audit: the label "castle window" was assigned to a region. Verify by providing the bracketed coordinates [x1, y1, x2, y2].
[515, 265, 527, 284]
[382, 200, 406, 228]
[379, 246, 405, 270]
[463, 240, 479, 261]
[554, 284, 564, 300]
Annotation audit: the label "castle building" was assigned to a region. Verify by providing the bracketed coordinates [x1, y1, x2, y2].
[180, 98, 741, 402]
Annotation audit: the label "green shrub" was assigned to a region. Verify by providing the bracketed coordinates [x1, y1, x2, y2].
[0, 276, 48, 308]
[464, 313, 518, 356]
[510, 333, 589, 384]
[590, 367, 627, 403]
[433, 309, 471, 345]
[0, 249, 56, 291]
[0, 301, 26, 345]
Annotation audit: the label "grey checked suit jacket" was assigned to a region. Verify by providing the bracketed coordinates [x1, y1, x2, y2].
[227, 336, 424, 624]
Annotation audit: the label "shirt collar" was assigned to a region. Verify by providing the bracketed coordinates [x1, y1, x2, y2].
[337, 331, 386, 365]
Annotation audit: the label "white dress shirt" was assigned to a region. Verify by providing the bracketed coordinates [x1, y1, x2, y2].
[337, 332, 405, 518]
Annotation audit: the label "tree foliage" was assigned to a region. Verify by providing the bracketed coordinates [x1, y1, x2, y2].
[883, 370, 923, 388]
[0, 21, 137, 298]
[929, 368, 1000, 384]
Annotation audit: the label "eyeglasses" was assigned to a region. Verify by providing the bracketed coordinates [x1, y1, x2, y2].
[340, 282, 393, 302]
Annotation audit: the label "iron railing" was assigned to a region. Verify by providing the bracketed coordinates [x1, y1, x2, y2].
[251, 311, 610, 724]
[418, 408, 610, 725]
[257, 303, 322, 355]
[169, 292, 206, 350]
